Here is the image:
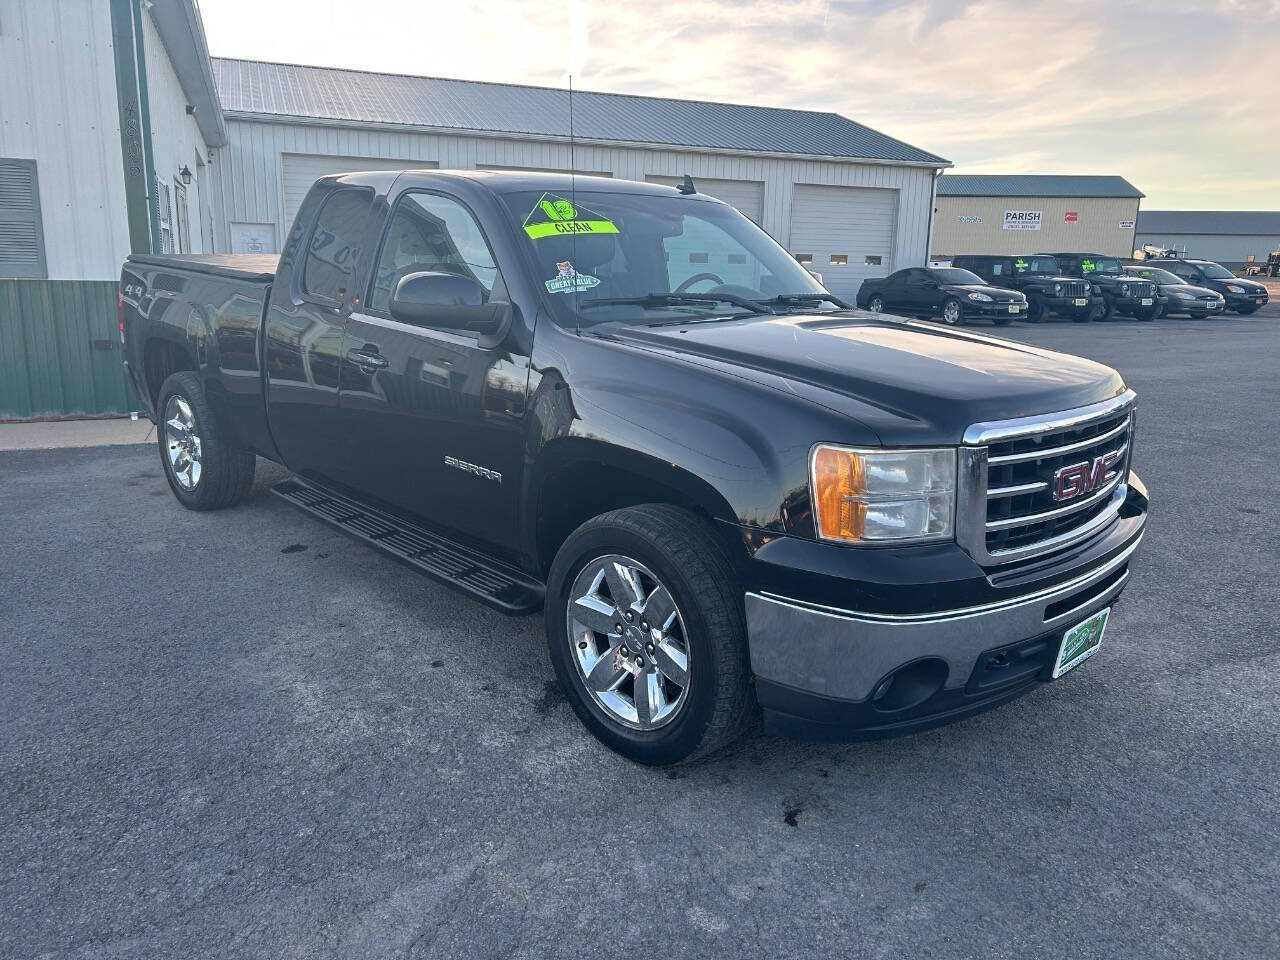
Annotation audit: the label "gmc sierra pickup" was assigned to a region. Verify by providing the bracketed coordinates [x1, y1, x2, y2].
[121, 171, 1149, 764]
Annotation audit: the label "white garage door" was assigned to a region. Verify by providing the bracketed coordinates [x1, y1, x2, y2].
[281, 154, 437, 230]
[789, 184, 898, 302]
[645, 176, 765, 224]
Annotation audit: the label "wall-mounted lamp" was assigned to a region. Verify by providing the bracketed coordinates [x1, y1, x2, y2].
[185, 103, 195, 115]
[179, 165, 193, 185]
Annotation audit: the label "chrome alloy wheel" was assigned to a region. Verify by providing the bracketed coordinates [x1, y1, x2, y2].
[163, 394, 203, 490]
[566, 554, 691, 730]
[869, 296, 884, 312]
[942, 300, 961, 324]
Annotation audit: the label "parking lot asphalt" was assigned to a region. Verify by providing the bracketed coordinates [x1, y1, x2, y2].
[3, 314, 1278, 959]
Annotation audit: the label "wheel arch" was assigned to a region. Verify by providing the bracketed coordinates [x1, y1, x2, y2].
[529, 438, 745, 578]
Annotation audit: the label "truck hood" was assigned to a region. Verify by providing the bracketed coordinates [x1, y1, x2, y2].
[608, 312, 1126, 445]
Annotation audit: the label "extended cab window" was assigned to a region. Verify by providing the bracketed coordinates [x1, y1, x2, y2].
[303, 187, 373, 304]
[370, 192, 501, 316]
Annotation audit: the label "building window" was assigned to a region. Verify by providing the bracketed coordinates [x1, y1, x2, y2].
[864, 255, 882, 266]
[0, 158, 47, 278]
[793, 253, 813, 264]
[689, 252, 709, 264]
[156, 178, 174, 253]
[829, 254, 848, 266]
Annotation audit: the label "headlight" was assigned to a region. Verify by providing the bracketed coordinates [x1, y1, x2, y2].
[1053, 283, 1062, 295]
[1227, 284, 1244, 293]
[810, 446, 956, 544]
[1120, 283, 1129, 296]
[967, 292, 992, 302]
[1176, 291, 1196, 300]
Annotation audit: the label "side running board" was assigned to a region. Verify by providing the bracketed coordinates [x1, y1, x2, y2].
[272, 477, 544, 615]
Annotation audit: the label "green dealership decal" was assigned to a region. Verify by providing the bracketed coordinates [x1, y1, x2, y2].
[523, 193, 619, 239]
[1082, 259, 1096, 272]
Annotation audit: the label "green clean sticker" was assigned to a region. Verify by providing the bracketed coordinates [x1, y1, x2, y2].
[1015, 258, 1029, 270]
[544, 260, 601, 294]
[523, 193, 619, 239]
[1082, 259, 1096, 272]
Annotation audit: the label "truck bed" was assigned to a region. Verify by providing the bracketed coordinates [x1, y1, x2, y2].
[125, 253, 278, 282]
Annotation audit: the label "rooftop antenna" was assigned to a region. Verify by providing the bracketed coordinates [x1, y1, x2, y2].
[678, 174, 697, 195]
[569, 74, 579, 333]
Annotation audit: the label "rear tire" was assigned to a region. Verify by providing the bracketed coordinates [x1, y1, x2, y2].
[868, 295, 884, 313]
[156, 371, 256, 511]
[545, 504, 754, 765]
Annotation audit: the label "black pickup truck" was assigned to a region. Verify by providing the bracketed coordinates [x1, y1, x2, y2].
[121, 171, 1149, 764]
[950, 254, 1097, 322]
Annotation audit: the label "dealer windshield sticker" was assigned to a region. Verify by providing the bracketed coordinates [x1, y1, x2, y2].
[545, 260, 601, 295]
[1082, 259, 1096, 272]
[1015, 258, 1029, 271]
[523, 194, 620, 239]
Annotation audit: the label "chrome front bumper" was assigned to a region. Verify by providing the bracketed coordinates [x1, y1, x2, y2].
[746, 531, 1142, 704]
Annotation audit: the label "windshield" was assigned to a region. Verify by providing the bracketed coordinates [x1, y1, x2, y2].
[499, 189, 833, 327]
[1131, 267, 1181, 284]
[1196, 261, 1235, 279]
[1080, 257, 1122, 275]
[931, 268, 985, 285]
[1013, 255, 1061, 275]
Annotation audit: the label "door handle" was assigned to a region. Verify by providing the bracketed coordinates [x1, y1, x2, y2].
[347, 347, 389, 371]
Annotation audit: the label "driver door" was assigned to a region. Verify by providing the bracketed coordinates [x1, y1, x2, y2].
[337, 189, 531, 556]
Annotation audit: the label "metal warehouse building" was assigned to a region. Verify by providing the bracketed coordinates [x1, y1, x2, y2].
[206, 59, 949, 304]
[931, 175, 1144, 259]
[1135, 211, 1280, 269]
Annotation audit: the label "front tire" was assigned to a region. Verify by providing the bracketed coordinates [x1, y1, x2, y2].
[940, 297, 963, 325]
[1235, 305, 1259, 315]
[156, 371, 255, 511]
[1026, 296, 1045, 323]
[545, 505, 754, 765]
[1094, 296, 1116, 322]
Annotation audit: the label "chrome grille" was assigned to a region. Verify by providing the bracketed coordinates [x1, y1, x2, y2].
[1060, 280, 1090, 298]
[958, 391, 1135, 564]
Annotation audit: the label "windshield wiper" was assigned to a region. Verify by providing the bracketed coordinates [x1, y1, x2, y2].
[581, 293, 773, 315]
[755, 292, 849, 309]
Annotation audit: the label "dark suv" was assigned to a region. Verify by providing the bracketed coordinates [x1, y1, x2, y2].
[1142, 258, 1270, 315]
[1048, 254, 1158, 321]
[952, 254, 1095, 322]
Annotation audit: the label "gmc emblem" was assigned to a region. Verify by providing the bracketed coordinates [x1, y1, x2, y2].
[1053, 451, 1121, 502]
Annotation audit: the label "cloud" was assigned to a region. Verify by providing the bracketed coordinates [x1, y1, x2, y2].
[198, 0, 1280, 208]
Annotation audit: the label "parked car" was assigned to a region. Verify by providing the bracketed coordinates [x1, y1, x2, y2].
[951, 254, 1096, 322]
[1142, 258, 1270, 314]
[855, 267, 1027, 325]
[1048, 253, 1159, 321]
[120, 171, 1149, 764]
[1122, 265, 1225, 319]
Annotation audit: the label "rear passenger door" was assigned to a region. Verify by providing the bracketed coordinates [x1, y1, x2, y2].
[338, 188, 530, 556]
[265, 182, 375, 484]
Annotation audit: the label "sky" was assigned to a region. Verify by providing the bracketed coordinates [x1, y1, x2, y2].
[197, 0, 1280, 209]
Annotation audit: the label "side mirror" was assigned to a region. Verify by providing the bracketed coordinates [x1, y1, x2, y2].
[389, 271, 509, 336]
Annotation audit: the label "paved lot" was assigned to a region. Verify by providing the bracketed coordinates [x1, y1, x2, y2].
[3, 313, 1278, 959]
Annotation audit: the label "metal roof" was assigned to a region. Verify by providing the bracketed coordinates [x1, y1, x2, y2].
[211, 58, 948, 166]
[149, 0, 226, 147]
[936, 175, 1143, 199]
[1136, 211, 1280, 235]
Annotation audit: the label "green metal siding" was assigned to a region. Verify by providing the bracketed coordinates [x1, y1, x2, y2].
[0, 279, 140, 419]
